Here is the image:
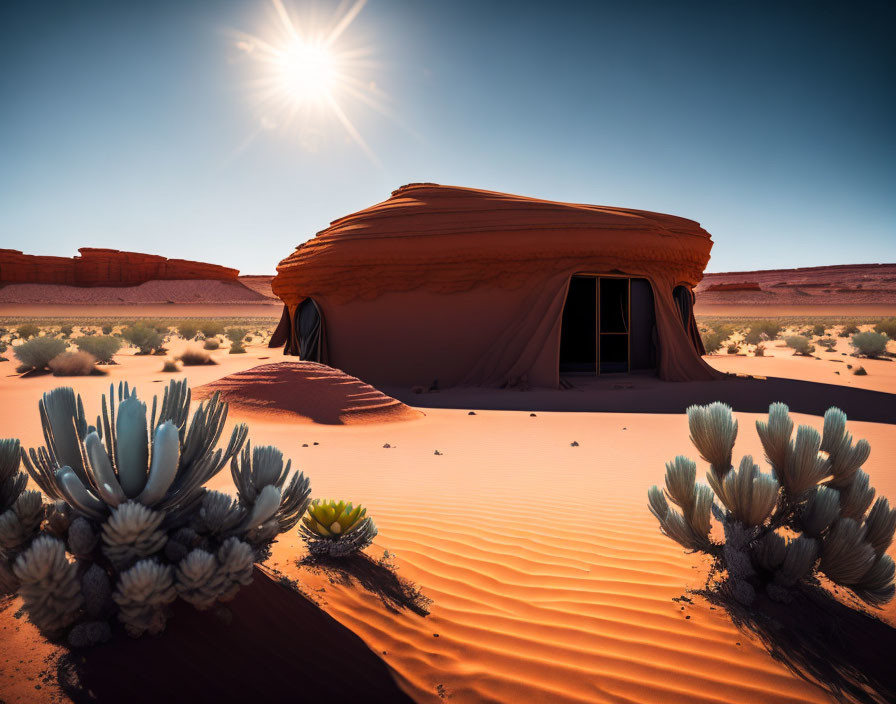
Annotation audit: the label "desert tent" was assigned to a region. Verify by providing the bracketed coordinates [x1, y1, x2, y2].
[271, 183, 722, 388]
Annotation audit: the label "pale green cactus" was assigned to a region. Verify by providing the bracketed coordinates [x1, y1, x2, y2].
[648, 402, 896, 607]
[12, 379, 314, 644]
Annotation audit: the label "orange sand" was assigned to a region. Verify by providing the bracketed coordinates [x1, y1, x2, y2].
[0, 335, 894, 703]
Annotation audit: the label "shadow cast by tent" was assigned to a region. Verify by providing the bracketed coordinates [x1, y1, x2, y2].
[56, 567, 413, 703]
[699, 584, 896, 704]
[299, 552, 431, 617]
[387, 375, 896, 425]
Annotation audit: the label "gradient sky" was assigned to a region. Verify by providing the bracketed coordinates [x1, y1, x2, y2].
[1, 0, 894, 274]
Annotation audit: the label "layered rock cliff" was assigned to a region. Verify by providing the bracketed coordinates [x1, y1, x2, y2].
[0, 248, 239, 286]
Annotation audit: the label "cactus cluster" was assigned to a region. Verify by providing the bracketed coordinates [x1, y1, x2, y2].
[10, 380, 313, 644]
[649, 402, 895, 607]
[300, 499, 378, 558]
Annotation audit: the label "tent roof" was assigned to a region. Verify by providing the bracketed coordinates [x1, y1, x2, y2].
[274, 184, 714, 302]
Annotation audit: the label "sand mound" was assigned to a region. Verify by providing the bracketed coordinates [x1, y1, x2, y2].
[194, 361, 424, 424]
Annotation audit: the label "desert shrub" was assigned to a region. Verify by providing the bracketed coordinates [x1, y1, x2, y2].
[161, 360, 180, 373]
[229, 341, 246, 354]
[811, 323, 827, 337]
[839, 323, 860, 338]
[13, 337, 68, 372]
[180, 347, 214, 366]
[142, 319, 170, 334]
[12, 381, 311, 644]
[854, 366, 868, 376]
[74, 335, 122, 364]
[101, 324, 113, 335]
[300, 500, 377, 557]
[16, 323, 40, 340]
[203, 339, 220, 350]
[727, 343, 740, 354]
[48, 351, 100, 377]
[648, 402, 894, 608]
[851, 332, 889, 359]
[816, 337, 837, 352]
[786, 335, 814, 356]
[59, 324, 74, 337]
[177, 321, 199, 340]
[743, 328, 762, 345]
[754, 344, 765, 357]
[121, 324, 164, 355]
[750, 320, 782, 341]
[225, 327, 248, 344]
[874, 319, 896, 339]
[198, 320, 224, 337]
[701, 330, 729, 354]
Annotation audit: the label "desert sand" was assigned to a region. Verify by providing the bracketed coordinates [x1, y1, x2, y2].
[1, 325, 895, 703]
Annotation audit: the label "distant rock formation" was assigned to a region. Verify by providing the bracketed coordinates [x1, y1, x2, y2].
[0, 248, 239, 287]
[703, 281, 762, 292]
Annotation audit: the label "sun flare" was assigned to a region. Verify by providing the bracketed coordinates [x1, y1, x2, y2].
[232, 0, 383, 161]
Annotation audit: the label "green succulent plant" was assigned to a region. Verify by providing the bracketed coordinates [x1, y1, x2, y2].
[0, 438, 44, 595]
[648, 402, 895, 608]
[11, 379, 312, 646]
[300, 499, 377, 557]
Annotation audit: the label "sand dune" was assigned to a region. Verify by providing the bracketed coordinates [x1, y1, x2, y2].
[0, 339, 894, 703]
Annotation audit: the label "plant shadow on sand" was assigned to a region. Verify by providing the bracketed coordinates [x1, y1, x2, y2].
[299, 551, 431, 617]
[55, 567, 414, 703]
[698, 582, 896, 704]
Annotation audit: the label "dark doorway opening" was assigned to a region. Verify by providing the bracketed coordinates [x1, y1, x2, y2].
[559, 275, 657, 376]
[295, 298, 322, 362]
[559, 276, 596, 374]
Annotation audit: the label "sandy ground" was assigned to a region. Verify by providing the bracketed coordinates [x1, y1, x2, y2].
[0, 331, 895, 703]
[695, 304, 896, 317]
[0, 303, 282, 320]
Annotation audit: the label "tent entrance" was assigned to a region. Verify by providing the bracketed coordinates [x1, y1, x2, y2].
[559, 275, 657, 376]
[294, 298, 323, 362]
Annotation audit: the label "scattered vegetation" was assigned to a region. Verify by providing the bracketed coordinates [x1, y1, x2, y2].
[121, 324, 165, 355]
[176, 321, 200, 340]
[161, 360, 180, 373]
[754, 344, 765, 357]
[816, 337, 837, 352]
[13, 337, 68, 373]
[16, 323, 40, 340]
[74, 335, 122, 364]
[9, 380, 312, 644]
[198, 320, 225, 338]
[701, 330, 729, 354]
[727, 343, 740, 354]
[203, 339, 220, 351]
[48, 351, 101, 376]
[874, 319, 896, 339]
[648, 402, 894, 608]
[851, 331, 889, 359]
[101, 324, 114, 335]
[839, 323, 860, 337]
[785, 335, 814, 356]
[180, 348, 215, 366]
[229, 341, 246, 354]
[300, 500, 377, 557]
[810, 323, 827, 337]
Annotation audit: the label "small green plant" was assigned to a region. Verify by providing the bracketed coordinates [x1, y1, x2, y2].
[180, 348, 215, 366]
[60, 324, 74, 337]
[229, 341, 246, 354]
[48, 351, 101, 376]
[0, 438, 43, 595]
[851, 332, 889, 359]
[811, 323, 827, 337]
[101, 324, 114, 335]
[727, 343, 740, 354]
[648, 402, 895, 607]
[13, 337, 68, 372]
[203, 339, 220, 351]
[300, 500, 377, 557]
[701, 330, 729, 354]
[16, 324, 40, 340]
[161, 360, 180, 373]
[754, 344, 765, 357]
[177, 321, 199, 340]
[786, 335, 814, 356]
[816, 337, 837, 352]
[840, 323, 860, 338]
[74, 335, 122, 364]
[225, 327, 249, 344]
[121, 324, 165, 355]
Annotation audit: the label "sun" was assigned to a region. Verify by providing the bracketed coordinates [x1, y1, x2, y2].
[277, 39, 335, 105]
[232, 0, 384, 161]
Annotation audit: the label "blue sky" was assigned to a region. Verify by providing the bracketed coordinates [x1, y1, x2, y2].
[1, 0, 893, 274]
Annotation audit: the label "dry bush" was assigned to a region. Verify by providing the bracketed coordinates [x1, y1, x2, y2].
[180, 348, 215, 366]
[161, 360, 180, 373]
[13, 337, 68, 372]
[851, 332, 889, 359]
[74, 335, 122, 363]
[203, 338, 220, 350]
[48, 351, 100, 376]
